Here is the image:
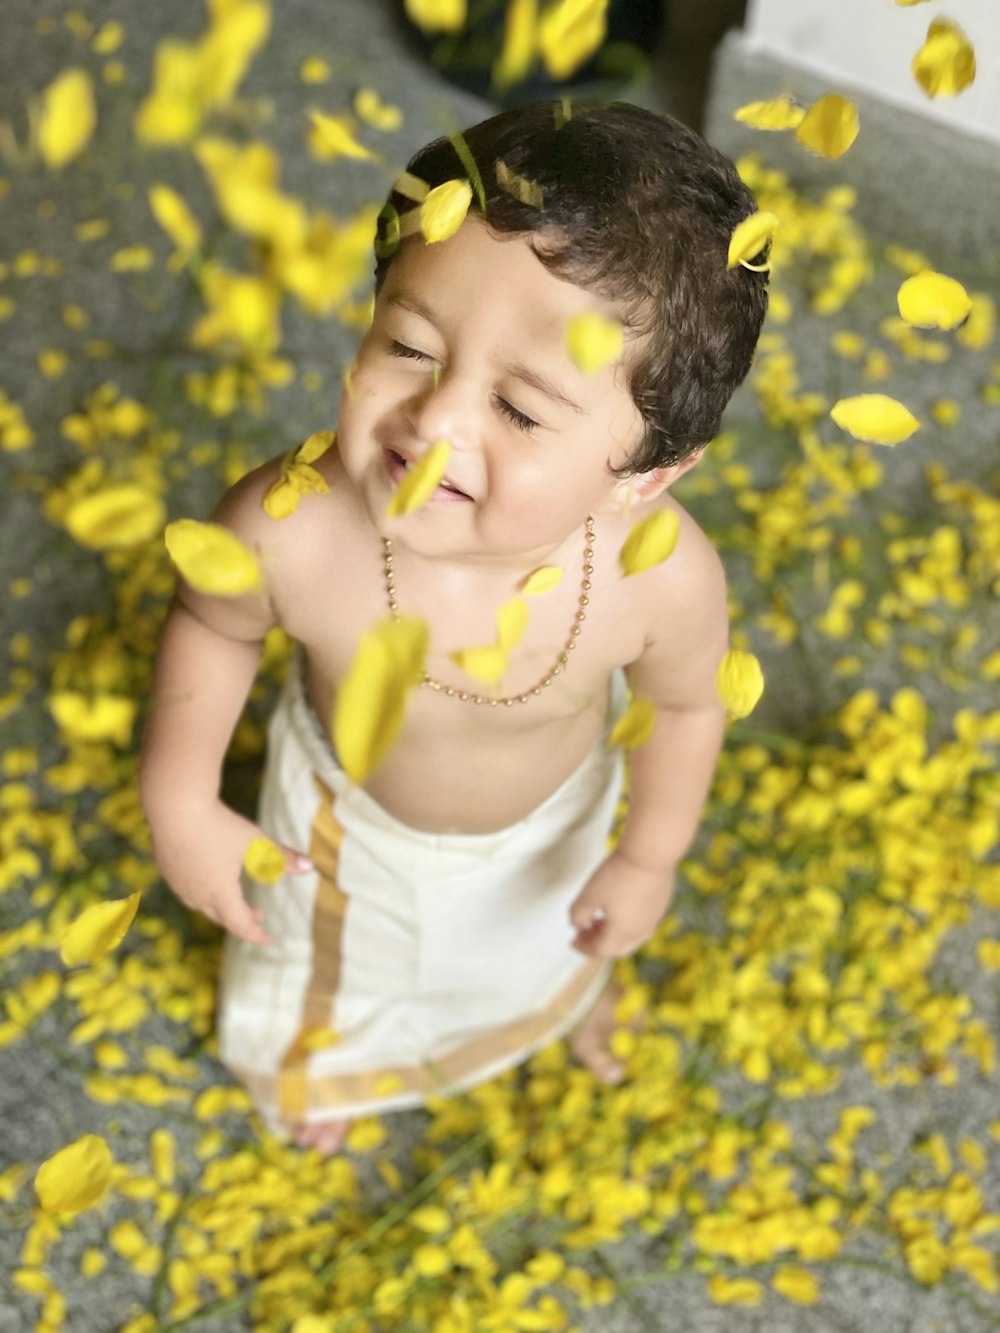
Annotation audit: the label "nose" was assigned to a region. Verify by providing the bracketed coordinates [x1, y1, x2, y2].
[404, 365, 478, 452]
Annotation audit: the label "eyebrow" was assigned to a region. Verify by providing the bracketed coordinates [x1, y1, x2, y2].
[387, 292, 586, 415]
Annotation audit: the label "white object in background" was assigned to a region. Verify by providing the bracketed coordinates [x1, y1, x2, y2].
[743, 0, 999, 146]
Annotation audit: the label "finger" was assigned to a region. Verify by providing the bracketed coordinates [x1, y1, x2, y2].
[223, 897, 273, 947]
[281, 845, 314, 875]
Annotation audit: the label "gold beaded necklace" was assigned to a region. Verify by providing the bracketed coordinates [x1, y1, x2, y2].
[381, 514, 595, 708]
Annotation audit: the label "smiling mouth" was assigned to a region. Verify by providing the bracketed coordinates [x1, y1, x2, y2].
[387, 450, 472, 500]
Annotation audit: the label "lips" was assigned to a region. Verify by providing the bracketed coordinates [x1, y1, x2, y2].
[385, 449, 472, 500]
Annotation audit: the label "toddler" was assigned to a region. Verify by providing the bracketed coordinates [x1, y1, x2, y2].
[139, 101, 768, 1154]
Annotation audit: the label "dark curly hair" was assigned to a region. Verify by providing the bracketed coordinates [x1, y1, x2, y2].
[372, 100, 769, 477]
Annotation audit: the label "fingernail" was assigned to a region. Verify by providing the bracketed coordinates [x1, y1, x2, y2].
[296, 856, 313, 871]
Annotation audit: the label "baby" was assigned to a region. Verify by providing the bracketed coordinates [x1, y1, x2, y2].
[139, 100, 768, 1155]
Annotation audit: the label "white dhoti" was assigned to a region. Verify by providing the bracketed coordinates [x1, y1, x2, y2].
[217, 653, 629, 1135]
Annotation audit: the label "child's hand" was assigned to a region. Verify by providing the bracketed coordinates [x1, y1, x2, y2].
[569, 851, 676, 959]
[146, 799, 313, 947]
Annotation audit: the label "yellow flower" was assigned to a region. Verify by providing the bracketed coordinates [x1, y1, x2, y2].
[37, 69, 97, 169]
[264, 431, 334, 518]
[419, 179, 473, 244]
[538, 0, 608, 81]
[831, 394, 920, 445]
[733, 96, 805, 130]
[307, 110, 378, 162]
[242, 836, 285, 884]
[727, 212, 779, 270]
[607, 696, 656, 750]
[65, 486, 165, 549]
[493, 0, 538, 91]
[771, 1265, 820, 1304]
[716, 648, 764, 720]
[386, 439, 453, 517]
[912, 19, 976, 99]
[148, 185, 202, 255]
[795, 95, 859, 159]
[48, 692, 137, 746]
[353, 88, 403, 132]
[707, 1273, 764, 1306]
[521, 565, 564, 595]
[897, 271, 971, 330]
[164, 519, 263, 596]
[619, 511, 680, 577]
[333, 616, 428, 783]
[565, 311, 623, 374]
[60, 893, 141, 967]
[35, 1135, 113, 1215]
[405, 0, 467, 33]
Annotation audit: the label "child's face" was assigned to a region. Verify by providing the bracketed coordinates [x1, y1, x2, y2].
[338, 214, 664, 569]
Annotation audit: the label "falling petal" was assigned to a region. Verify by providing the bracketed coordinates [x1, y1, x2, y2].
[727, 212, 779, 270]
[243, 836, 285, 885]
[419, 179, 473, 244]
[450, 643, 508, 688]
[35, 1136, 113, 1215]
[493, 0, 538, 91]
[831, 394, 920, 445]
[307, 110, 377, 162]
[607, 695, 656, 749]
[538, 0, 608, 81]
[716, 649, 764, 720]
[164, 519, 263, 595]
[297, 429, 336, 464]
[497, 597, 529, 649]
[897, 271, 971, 330]
[733, 96, 805, 130]
[333, 616, 428, 784]
[912, 19, 975, 98]
[565, 312, 622, 374]
[387, 440, 453, 517]
[354, 88, 403, 132]
[65, 486, 165, 550]
[619, 510, 680, 577]
[405, 0, 467, 32]
[795, 95, 859, 159]
[60, 893, 141, 967]
[521, 565, 564, 595]
[37, 69, 96, 170]
[148, 184, 202, 254]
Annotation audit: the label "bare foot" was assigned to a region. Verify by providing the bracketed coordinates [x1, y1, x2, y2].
[568, 977, 641, 1085]
[287, 1118, 352, 1156]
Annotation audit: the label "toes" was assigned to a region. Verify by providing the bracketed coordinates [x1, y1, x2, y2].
[287, 1119, 351, 1155]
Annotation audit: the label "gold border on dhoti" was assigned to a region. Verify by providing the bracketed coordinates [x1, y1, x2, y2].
[272, 776, 604, 1122]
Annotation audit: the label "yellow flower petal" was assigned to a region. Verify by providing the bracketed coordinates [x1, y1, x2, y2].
[333, 616, 428, 784]
[565, 312, 622, 374]
[387, 439, 453, 517]
[716, 648, 764, 720]
[307, 110, 377, 162]
[538, 0, 608, 81]
[450, 643, 509, 688]
[65, 486, 165, 550]
[49, 692, 137, 746]
[493, 0, 539, 92]
[300, 1025, 342, 1051]
[243, 836, 285, 885]
[727, 212, 779, 270]
[420, 179, 473, 244]
[60, 893, 140, 967]
[795, 94, 859, 160]
[607, 695, 656, 749]
[733, 96, 805, 131]
[912, 19, 975, 99]
[830, 394, 920, 445]
[353, 87, 403, 133]
[404, 0, 467, 32]
[497, 597, 529, 649]
[35, 1135, 113, 1215]
[164, 519, 263, 595]
[38, 69, 97, 170]
[898, 270, 971, 330]
[619, 510, 680, 577]
[148, 184, 202, 254]
[262, 475, 303, 519]
[708, 1274, 764, 1306]
[771, 1265, 820, 1305]
[521, 565, 564, 595]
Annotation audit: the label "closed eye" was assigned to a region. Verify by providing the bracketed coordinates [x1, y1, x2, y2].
[389, 339, 429, 361]
[390, 339, 540, 433]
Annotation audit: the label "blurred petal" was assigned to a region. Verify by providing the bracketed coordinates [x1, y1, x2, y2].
[831, 394, 920, 445]
[38, 69, 96, 169]
[405, 0, 467, 32]
[795, 95, 859, 159]
[493, 0, 538, 92]
[450, 644, 508, 688]
[521, 565, 564, 595]
[60, 893, 141, 967]
[497, 597, 529, 649]
[35, 1136, 113, 1215]
[164, 518, 263, 595]
[716, 649, 764, 720]
[912, 19, 975, 98]
[727, 212, 779, 270]
[619, 510, 680, 577]
[733, 96, 805, 130]
[538, 0, 608, 81]
[897, 271, 971, 330]
[354, 88, 403, 132]
[308, 110, 377, 162]
[243, 836, 285, 885]
[387, 440, 453, 516]
[608, 695, 656, 749]
[565, 312, 622, 374]
[333, 616, 428, 783]
[49, 692, 137, 746]
[65, 486, 165, 550]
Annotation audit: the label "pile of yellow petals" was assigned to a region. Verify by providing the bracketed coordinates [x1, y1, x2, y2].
[2, 5, 998, 1332]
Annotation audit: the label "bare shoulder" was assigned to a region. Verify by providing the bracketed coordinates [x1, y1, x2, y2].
[623, 491, 730, 708]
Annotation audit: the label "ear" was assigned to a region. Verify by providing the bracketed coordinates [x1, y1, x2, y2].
[615, 446, 705, 506]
